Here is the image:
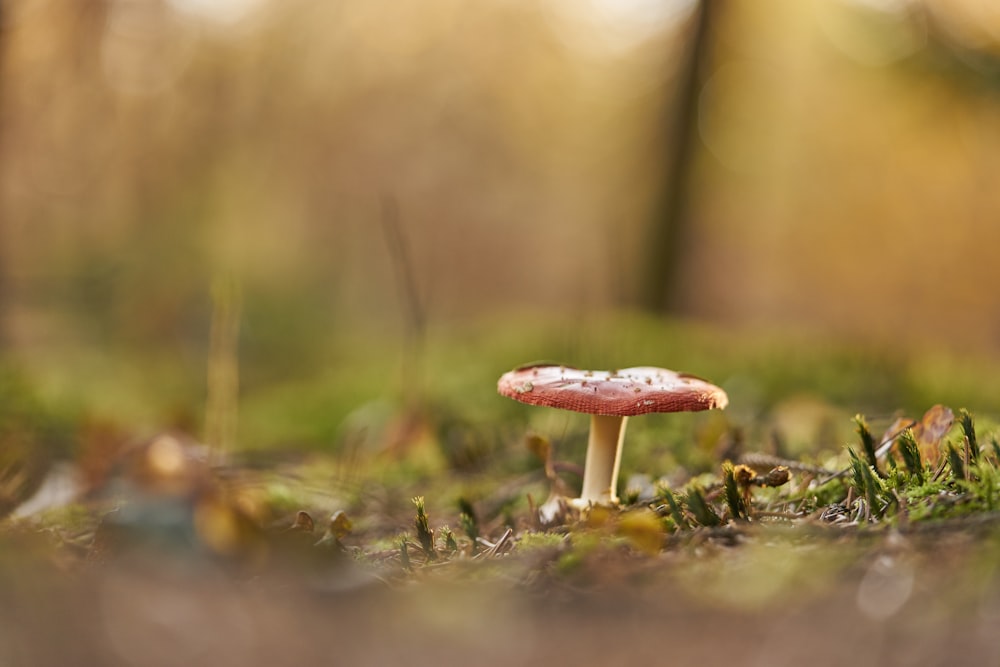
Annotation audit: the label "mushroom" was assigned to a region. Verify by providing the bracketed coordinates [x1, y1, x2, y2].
[497, 364, 728, 506]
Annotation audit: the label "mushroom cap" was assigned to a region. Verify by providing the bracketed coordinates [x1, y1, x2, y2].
[497, 364, 728, 417]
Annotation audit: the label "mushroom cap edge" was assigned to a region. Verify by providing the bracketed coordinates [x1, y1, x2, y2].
[496, 364, 728, 417]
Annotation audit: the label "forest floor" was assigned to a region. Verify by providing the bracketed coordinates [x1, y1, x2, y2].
[4, 320, 1000, 666]
[4, 406, 1000, 667]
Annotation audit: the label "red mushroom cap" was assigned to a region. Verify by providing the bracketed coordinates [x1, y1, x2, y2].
[497, 364, 728, 417]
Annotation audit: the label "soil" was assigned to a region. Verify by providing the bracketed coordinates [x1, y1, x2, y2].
[3, 521, 997, 667]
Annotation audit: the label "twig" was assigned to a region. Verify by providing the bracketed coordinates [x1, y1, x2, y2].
[872, 420, 919, 460]
[754, 510, 809, 520]
[379, 195, 425, 348]
[205, 274, 241, 464]
[738, 452, 835, 476]
[474, 527, 514, 559]
[379, 195, 427, 410]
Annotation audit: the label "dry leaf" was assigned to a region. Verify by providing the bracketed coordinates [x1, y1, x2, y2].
[917, 405, 954, 464]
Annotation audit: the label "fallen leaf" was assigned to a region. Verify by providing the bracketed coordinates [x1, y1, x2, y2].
[917, 405, 954, 464]
[617, 509, 664, 555]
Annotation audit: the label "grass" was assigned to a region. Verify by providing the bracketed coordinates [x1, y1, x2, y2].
[16, 310, 1000, 457]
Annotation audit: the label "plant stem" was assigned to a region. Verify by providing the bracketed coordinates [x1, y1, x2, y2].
[579, 414, 628, 504]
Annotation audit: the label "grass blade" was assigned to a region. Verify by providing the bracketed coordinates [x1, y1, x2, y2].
[854, 415, 881, 477]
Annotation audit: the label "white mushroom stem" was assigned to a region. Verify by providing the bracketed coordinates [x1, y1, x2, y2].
[579, 414, 629, 504]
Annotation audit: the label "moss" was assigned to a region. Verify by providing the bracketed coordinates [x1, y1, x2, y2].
[516, 531, 567, 552]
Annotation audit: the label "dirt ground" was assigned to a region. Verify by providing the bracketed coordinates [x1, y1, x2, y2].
[3, 522, 998, 667]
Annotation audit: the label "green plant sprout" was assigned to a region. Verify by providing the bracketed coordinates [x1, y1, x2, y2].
[412, 496, 436, 561]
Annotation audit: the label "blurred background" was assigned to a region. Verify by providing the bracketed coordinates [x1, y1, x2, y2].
[8, 6, 1000, 660]
[3, 0, 1000, 457]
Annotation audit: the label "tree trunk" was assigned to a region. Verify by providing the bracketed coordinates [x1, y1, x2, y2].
[638, 0, 720, 313]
